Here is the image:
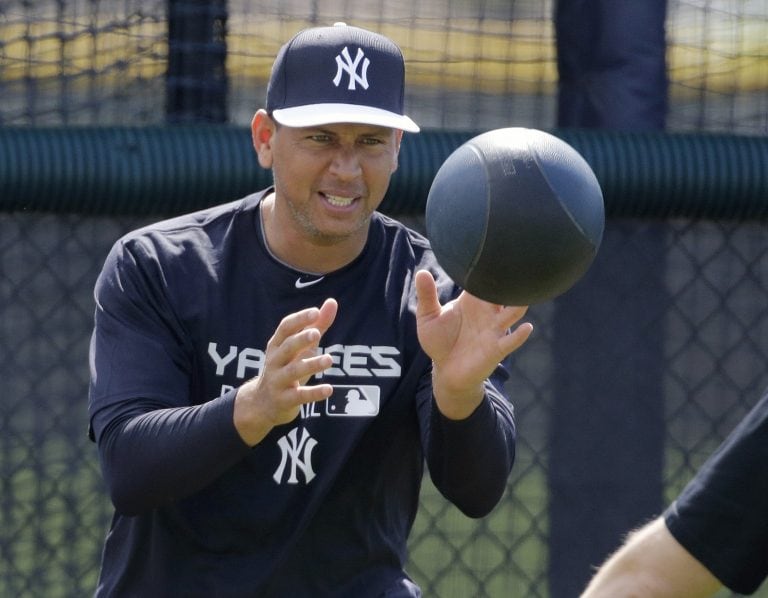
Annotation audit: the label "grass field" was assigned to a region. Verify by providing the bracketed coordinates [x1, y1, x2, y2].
[1, 440, 548, 597]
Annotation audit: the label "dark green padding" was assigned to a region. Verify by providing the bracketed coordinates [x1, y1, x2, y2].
[1, 125, 766, 219]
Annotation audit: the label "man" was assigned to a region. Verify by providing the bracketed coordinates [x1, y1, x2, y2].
[88, 23, 533, 596]
[581, 389, 768, 597]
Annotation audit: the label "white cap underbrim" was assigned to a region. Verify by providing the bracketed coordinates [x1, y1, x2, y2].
[272, 103, 420, 133]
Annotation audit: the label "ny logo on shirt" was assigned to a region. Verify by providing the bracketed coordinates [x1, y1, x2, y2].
[273, 427, 317, 484]
[333, 46, 369, 90]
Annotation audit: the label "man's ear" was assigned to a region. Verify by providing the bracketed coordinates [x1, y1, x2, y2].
[391, 129, 404, 173]
[251, 109, 275, 169]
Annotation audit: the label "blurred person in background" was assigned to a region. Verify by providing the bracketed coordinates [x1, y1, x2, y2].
[555, 0, 668, 130]
[581, 388, 768, 597]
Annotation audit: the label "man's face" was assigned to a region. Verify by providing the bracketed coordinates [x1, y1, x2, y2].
[265, 120, 402, 245]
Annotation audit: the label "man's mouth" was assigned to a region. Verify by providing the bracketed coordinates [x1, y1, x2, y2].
[322, 193, 356, 207]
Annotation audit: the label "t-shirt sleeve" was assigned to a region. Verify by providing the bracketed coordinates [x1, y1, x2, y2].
[664, 390, 768, 595]
[422, 362, 516, 518]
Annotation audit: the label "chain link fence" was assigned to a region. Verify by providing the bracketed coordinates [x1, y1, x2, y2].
[2, 0, 767, 133]
[3, 212, 768, 596]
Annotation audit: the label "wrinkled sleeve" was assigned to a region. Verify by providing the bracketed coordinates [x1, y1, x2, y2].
[88, 238, 250, 516]
[419, 362, 515, 518]
[664, 390, 768, 595]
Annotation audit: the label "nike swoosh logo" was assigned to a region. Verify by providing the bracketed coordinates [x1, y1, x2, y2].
[295, 276, 325, 289]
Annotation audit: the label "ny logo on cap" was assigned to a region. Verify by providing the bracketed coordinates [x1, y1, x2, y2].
[333, 46, 370, 90]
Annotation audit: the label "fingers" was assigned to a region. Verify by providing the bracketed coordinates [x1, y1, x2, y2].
[499, 321, 534, 355]
[315, 297, 338, 336]
[497, 304, 529, 328]
[269, 299, 337, 350]
[415, 269, 441, 319]
[272, 329, 327, 381]
[267, 299, 337, 383]
[494, 304, 533, 355]
[237, 300, 337, 436]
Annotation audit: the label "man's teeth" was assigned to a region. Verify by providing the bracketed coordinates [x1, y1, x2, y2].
[325, 194, 354, 207]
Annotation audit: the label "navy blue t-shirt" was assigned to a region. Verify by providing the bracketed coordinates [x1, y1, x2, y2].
[664, 388, 768, 595]
[88, 190, 516, 597]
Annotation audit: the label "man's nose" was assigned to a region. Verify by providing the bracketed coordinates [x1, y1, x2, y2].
[329, 146, 363, 179]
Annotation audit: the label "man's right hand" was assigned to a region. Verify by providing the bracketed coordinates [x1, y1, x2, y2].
[233, 298, 338, 446]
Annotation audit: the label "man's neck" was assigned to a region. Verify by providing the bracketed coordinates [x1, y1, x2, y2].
[258, 193, 368, 274]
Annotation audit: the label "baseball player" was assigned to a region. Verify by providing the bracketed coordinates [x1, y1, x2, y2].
[88, 23, 532, 596]
[581, 387, 768, 596]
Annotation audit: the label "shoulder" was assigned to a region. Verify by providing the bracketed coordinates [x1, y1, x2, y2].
[372, 212, 444, 272]
[111, 191, 264, 265]
[372, 212, 458, 299]
[96, 191, 266, 300]
[373, 212, 430, 249]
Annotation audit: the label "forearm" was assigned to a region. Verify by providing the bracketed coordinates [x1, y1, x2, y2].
[426, 388, 516, 518]
[95, 392, 251, 515]
[581, 517, 723, 598]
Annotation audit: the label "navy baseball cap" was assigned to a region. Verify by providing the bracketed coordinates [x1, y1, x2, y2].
[266, 22, 420, 132]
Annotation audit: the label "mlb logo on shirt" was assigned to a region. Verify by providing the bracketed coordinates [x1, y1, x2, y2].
[326, 385, 380, 417]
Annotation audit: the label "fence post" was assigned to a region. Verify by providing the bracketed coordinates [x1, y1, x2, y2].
[547, 223, 667, 597]
[166, 0, 228, 123]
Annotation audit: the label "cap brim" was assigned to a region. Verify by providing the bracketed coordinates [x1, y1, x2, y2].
[272, 103, 420, 133]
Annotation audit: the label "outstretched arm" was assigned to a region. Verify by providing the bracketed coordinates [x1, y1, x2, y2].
[414, 269, 532, 516]
[94, 291, 338, 515]
[581, 517, 722, 598]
